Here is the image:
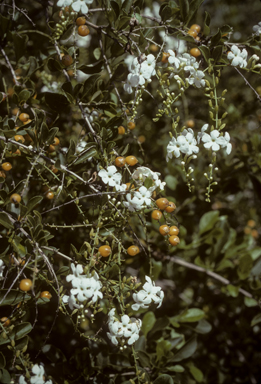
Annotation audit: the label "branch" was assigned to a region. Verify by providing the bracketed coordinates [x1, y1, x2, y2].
[165, 256, 253, 298]
[0, 44, 20, 85]
[234, 66, 261, 103]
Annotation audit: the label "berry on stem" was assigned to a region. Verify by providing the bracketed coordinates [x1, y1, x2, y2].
[169, 226, 179, 236]
[151, 210, 163, 220]
[156, 198, 169, 210]
[10, 193, 21, 204]
[99, 245, 111, 257]
[40, 291, 52, 299]
[169, 235, 180, 246]
[2, 162, 12, 171]
[19, 279, 33, 292]
[118, 126, 125, 135]
[165, 202, 176, 213]
[187, 29, 198, 38]
[45, 191, 54, 200]
[190, 24, 201, 33]
[159, 225, 170, 236]
[190, 48, 201, 58]
[53, 137, 60, 146]
[62, 55, 73, 67]
[162, 52, 170, 63]
[115, 156, 126, 167]
[78, 25, 90, 36]
[127, 121, 136, 130]
[1, 317, 10, 327]
[19, 113, 29, 122]
[76, 16, 86, 26]
[14, 135, 25, 143]
[126, 156, 138, 166]
[127, 245, 140, 256]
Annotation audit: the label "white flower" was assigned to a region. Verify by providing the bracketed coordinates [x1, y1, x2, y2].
[166, 135, 189, 161]
[159, 31, 186, 53]
[19, 376, 27, 384]
[180, 53, 199, 72]
[131, 167, 165, 192]
[72, 0, 93, 14]
[134, 186, 152, 206]
[131, 57, 154, 84]
[57, 0, 72, 7]
[188, 69, 205, 88]
[253, 22, 261, 35]
[123, 73, 139, 94]
[107, 311, 142, 346]
[30, 364, 45, 384]
[221, 132, 232, 155]
[167, 50, 180, 69]
[62, 294, 80, 310]
[197, 124, 208, 144]
[132, 276, 164, 311]
[123, 193, 145, 212]
[227, 45, 248, 68]
[98, 165, 122, 188]
[202, 130, 226, 151]
[66, 263, 84, 287]
[181, 129, 199, 155]
[71, 273, 103, 303]
[0, 259, 5, 281]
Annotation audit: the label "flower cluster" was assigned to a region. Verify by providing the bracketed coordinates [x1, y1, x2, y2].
[62, 264, 103, 310]
[132, 276, 164, 311]
[123, 186, 152, 212]
[166, 128, 199, 161]
[57, 0, 93, 14]
[124, 54, 156, 93]
[227, 45, 248, 68]
[107, 309, 142, 346]
[0, 260, 5, 280]
[166, 124, 232, 161]
[132, 166, 166, 192]
[19, 364, 52, 384]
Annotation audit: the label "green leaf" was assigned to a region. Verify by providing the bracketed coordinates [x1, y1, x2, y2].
[0, 290, 31, 306]
[73, 147, 97, 165]
[160, 6, 173, 22]
[137, 350, 151, 367]
[122, 0, 132, 13]
[203, 11, 211, 36]
[0, 353, 5, 369]
[141, 311, 156, 336]
[210, 29, 222, 47]
[156, 339, 172, 361]
[0, 213, 13, 229]
[244, 297, 258, 307]
[179, 0, 189, 23]
[15, 335, 29, 351]
[78, 61, 103, 74]
[153, 374, 174, 384]
[171, 335, 197, 362]
[186, 0, 205, 25]
[195, 319, 212, 334]
[212, 45, 223, 64]
[199, 211, 219, 234]
[199, 45, 210, 62]
[189, 365, 203, 382]
[237, 254, 253, 280]
[26, 196, 43, 214]
[166, 365, 184, 372]
[226, 284, 239, 297]
[0, 369, 11, 384]
[0, 14, 12, 36]
[151, 316, 170, 334]
[178, 308, 205, 323]
[251, 313, 261, 327]
[0, 322, 32, 345]
[82, 74, 100, 98]
[165, 175, 178, 191]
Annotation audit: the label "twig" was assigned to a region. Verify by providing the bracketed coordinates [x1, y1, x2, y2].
[0, 44, 20, 85]
[165, 256, 253, 298]
[234, 66, 261, 103]
[1, 4, 36, 26]
[42, 246, 72, 261]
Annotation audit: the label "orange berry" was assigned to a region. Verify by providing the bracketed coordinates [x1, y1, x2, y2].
[19, 113, 29, 122]
[128, 121, 136, 130]
[244, 227, 251, 235]
[251, 229, 259, 239]
[62, 55, 73, 67]
[50, 165, 59, 174]
[115, 156, 126, 167]
[2, 162, 12, 171]
[46, 191, 54, 200]
[150, 44, 159, 53]
[0, 170, 6, 178]
[1, 317, 10, 327]
[53, 137, 60, 146]
[169, 226, 179, 236]
[159, 225, 170, 236]
[99, 245, 111, 257]
[138, 135, 146, 144]
[195, 36, 200, 41]
[247, 219, 256, 228]
[190, 48, 201, 58]
[190, 24, 201, 33]
[76, 16, 86, 26]
[186, 119, 195, 128]
[48, 145, 56, 152]
[187, 29, 198, 38]
[162, 52, 170, 63]
[125, 182, 135, 190]
[156, 198, 169, 210]
[165, 202, 176, 213]
[19, 279, 33, 292]
[10, 193, 21, 204]
[126, 156, 138, 166]
[169, 235, 180, 246]
[40, 291, 52, 299]
[78, 25, 90, 36]
[14, 135, 25, 143]
[13, 149, 21, 155]
[151, 210, 163, 220]
[127, 245, 140, 256]
[118, 126, 125, 135]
